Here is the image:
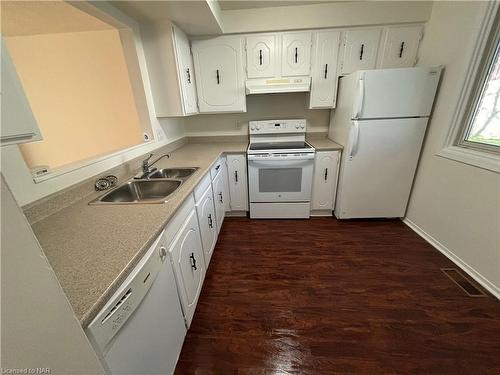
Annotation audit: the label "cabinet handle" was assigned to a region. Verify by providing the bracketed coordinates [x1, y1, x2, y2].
[324, 168, 328, 181]
[186, 68, 191, 84]
[359, 44, 364, 60]
[189, 252, 197, 271]
[294, 47, 298, 63]
[216, 69, 220, 84]
[399, 41, 405, 58]
[208, 214, 213, 229]
[219, 192, 223, 203]
[324, 64, 328, 79]
[159, 246, 167, 263]
[259, 49, 263, 65]
[234, 170, 238, 183]
[215, 164, 220, 171]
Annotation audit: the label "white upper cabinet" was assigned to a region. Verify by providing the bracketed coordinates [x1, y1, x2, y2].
[141, 22, 198, 117]
[1, 38, 41, 146]
[340, 29, 382, 75]
[226, 154, 249, 211]
[246, 34, 277, 79]
[309, 30, 341, 109]
[192, 37, 246, 113]
[378, 25, 423, 69]
[311, 151, 340, 211]
[281, 32, 312, 77]
[173, 25, 198, 115]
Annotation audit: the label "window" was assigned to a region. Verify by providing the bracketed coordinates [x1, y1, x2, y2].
[459, 17, 500, 153]
[439, 3, 500, 172]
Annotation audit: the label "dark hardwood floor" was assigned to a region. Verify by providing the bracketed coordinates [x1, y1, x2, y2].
[175, 217, 500, 374]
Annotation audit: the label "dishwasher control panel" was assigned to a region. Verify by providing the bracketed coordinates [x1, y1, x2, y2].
[86, 233, 166, 353]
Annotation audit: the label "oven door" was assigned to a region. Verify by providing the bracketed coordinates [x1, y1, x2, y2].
[247, 153, 315, 202]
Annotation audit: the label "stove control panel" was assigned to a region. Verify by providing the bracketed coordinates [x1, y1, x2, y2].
[249, 119, 306, 134]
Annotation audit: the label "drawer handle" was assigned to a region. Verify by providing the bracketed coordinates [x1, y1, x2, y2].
[294, 47, 298, 63]
[216, 69, 220, 84]
[215, 164, 221, 171]
[359, 44, 364, 60]
[189, 252, 197, 271]
[399, 41, 405, 58]
[324, 64, 328, 79]
[208, 214, 213, 229]
[259, 49, 263, 65]
[234, 170, 238, 183]
[186, 68, 191, 84]
[324, 168, 328, 181]
[219, 192, 223, 203]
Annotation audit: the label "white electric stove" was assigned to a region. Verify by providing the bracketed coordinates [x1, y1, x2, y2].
[247, 119, 315, 219]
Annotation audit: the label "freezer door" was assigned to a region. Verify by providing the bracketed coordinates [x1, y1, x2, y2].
[335, 118, 428, 219]
[352, 67, 441, 119]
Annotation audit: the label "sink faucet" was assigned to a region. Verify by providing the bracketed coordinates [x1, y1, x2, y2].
[142, 153, 154, 174]
[141, 153, 170, 176]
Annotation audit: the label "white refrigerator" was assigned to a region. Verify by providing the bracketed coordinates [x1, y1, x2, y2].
[329, 66, 442, 219]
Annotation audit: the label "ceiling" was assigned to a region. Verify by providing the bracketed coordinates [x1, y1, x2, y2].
[218, 1, 340, 11]
[112, 1, 223, 35]
[1, 1, 115, 37]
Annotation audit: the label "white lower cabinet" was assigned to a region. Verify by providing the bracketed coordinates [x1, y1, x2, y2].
[166, 196, 205, 328]
[212, 166, 228, 234]
[311, 151, 341, 214]
[226, 154, 249, 211]
[196, 184, 218, 266]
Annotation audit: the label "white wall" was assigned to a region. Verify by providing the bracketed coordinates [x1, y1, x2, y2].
[407, 1, 500, 296]
[0, 2, 186, 207]
[221, 1, 432, 34]
[0, 176, 106, 375]
[184, 92, 330, 136]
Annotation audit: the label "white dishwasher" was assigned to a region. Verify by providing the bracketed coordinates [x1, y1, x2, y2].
[86, 231, 187, 375]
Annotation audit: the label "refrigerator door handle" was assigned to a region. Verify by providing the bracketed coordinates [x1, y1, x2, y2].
[353, 75, 365, 119]
[349, 121, 360, 159]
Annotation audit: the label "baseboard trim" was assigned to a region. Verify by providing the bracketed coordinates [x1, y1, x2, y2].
[310, 209, 333, 217]
[402, 217, 500, 300]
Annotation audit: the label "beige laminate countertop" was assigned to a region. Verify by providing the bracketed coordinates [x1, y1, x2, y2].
[306, 136, 343, 151]
[31, 142, 247, 328]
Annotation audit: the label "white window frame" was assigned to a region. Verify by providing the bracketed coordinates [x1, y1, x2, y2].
[438, 2, 500, 173]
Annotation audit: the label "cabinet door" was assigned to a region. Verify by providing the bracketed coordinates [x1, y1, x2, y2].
[173, 25, 198, 115]
[196, 186, 217, 266]
[1, 39, 41, 146]
[311, 151, 340, 210]
[212, 171, 225, 234]
[169, 209, 205, 328]
[281, 32, 312, 77]
[192, 37, 246, 113]
[309, 30, 341, 109]
[221, 161, 231, 212]
[341, 29, 381, 75]
[378, 26, 422, 69]
[246, 34, 277, 79]
[226, 154, 249, 211]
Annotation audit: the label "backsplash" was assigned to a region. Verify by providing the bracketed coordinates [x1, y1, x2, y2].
[183, 92, 331, 136]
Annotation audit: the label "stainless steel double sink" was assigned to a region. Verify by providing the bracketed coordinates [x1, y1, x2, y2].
[89, 168, 198, 205]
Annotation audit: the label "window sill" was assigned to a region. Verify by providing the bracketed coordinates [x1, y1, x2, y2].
[437, 145, 500, 173]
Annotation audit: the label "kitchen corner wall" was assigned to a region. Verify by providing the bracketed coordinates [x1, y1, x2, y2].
[407, 2, 500, 296]
[183, 92, 331, 136]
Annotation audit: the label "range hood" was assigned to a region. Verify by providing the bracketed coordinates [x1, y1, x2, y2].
[245, 77, 311, 95]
